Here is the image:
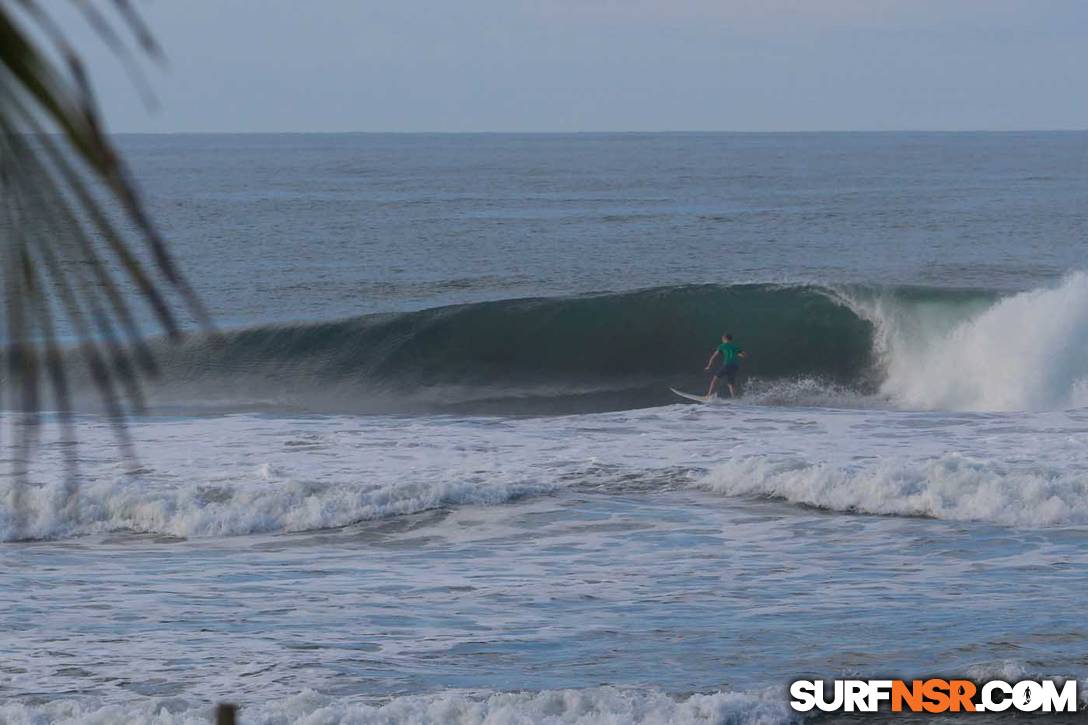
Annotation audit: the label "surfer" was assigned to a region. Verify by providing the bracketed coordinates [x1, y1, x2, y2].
[704, 333, 746, 398]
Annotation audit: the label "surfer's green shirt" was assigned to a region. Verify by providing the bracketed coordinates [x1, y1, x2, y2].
[718, 342, 742, 364]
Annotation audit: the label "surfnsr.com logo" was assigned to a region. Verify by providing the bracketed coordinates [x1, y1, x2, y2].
[789, 679, 1079, 714]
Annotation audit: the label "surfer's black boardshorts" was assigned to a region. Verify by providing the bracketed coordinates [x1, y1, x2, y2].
[716, 363, 739, 384]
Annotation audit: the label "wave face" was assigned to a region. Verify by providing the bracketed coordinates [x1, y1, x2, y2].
[139, 283, 877, 414]
[47, 274, 1088, 414]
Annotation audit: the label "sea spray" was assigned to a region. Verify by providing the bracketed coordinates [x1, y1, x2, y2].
[839, 273, 1088, 411]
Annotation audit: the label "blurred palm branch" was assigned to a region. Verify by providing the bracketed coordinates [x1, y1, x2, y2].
[1, 0, 210, 525]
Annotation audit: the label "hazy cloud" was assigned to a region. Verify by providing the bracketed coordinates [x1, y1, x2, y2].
[40, 0, 1088, 132]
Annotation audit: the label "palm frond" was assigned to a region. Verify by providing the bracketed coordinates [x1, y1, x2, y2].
[0, 0, 211, 536]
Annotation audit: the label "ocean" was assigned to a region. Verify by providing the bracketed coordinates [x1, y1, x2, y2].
[2, 132, 1088, 723]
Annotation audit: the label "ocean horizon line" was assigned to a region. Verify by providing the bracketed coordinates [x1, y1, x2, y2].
[105, 127, 1088, 137]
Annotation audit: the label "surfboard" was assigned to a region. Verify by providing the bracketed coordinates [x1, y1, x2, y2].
[669, 387, 735, 404]
[670, 387, 711, 403]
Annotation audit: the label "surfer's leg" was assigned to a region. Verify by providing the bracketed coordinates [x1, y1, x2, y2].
[706, 376, 718, 397]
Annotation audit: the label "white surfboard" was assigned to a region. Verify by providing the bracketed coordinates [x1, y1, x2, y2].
[665, 387, 735, 402]
[670, 387, 712, 403]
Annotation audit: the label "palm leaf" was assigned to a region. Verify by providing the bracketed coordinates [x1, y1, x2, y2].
[0, 0, 210, 537]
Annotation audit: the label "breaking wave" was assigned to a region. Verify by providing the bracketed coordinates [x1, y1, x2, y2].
[856, 272, 1088, 411]
[700, 452, 1088, 527]
[138, 282, 875, 415]
[30, 272, 1088, 414]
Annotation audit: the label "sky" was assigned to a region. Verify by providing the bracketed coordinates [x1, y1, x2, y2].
[42, 0, 1088, 133]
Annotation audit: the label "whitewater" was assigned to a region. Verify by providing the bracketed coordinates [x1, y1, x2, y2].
[4, 132, 1088, 724]
[6, 380, 1088, 541]
[13, 272, 1088, 539]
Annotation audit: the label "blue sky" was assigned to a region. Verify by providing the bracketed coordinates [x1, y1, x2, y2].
[48, 0, 1088, 132]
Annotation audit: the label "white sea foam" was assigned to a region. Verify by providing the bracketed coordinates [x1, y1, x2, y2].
[0, 687, 796, 725]
[739, 377, 881, 409]
[699, 452, 1088, 527]
[0, 415, 561, 541]
[4, 391, 1088, 541]
[841, 273, 1088, 412]
[1, 473, 548, 541]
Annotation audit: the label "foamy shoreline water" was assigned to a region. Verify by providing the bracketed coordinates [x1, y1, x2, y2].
[5, 469, 1087, 722]
[4, 400, 1088, 720]
[4, 395, 1088, 542]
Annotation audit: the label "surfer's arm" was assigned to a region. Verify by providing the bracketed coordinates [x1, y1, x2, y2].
[704, 350, 720, 370]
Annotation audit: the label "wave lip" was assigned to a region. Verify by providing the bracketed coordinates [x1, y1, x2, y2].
[700, 452, 1088, 527]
